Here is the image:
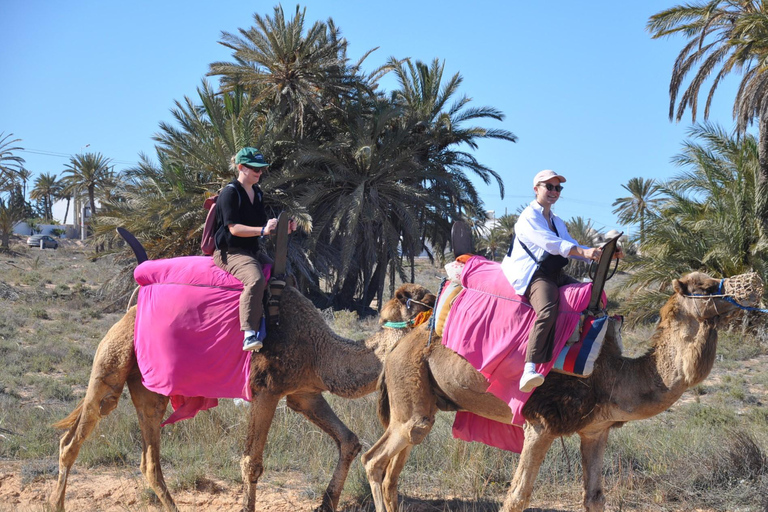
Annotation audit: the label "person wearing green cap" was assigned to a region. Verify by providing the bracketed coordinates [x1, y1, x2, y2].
[213, 147, 296, 351]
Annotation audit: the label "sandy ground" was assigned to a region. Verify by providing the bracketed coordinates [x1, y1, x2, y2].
[0, 461, 318, 511]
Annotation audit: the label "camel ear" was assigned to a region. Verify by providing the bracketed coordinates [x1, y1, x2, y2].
[395, 289, 410, 304]
[673, 278, 687, 296]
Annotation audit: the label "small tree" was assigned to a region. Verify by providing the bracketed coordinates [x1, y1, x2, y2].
[0, 198, 25, 250]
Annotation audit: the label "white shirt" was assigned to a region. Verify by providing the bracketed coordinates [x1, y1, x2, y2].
[501, 200, 587, 295]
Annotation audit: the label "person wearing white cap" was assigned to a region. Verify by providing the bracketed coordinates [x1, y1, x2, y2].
[501, 170, 620, 392]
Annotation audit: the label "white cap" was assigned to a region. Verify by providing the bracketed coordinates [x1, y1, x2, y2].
[533, 169, 567, 187]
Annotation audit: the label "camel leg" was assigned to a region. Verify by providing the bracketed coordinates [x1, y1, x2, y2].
[502, 421, 555, 512]
[126, 375, 176, 512]
[50, 311, 136, 511]
[285, 392, 361, 512]
[361, 394, 436, 512]
[241, 389, 282, 512]
[578, 428, 610, 512]
[382, 444, 413, 511]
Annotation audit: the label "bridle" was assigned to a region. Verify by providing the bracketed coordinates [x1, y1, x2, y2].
[683, 279, 768, 315]
[383, 297, 434, 330]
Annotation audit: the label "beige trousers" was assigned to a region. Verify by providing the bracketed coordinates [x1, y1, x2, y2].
[213, 249, 270, 332]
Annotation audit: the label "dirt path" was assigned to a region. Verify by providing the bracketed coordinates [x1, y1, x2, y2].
[0, 462, 316, 512]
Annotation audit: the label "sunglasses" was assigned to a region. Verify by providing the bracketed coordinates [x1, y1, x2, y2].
[243, 164, 265, 172]
[538, 183, 563, 193]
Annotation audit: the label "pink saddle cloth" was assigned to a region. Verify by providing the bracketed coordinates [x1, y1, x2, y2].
[441, 256, 600, 452]
[134, 256, 270, 426]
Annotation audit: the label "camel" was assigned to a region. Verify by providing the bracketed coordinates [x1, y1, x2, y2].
[50, 280, 436, 512]
[361, 270, 764, 512]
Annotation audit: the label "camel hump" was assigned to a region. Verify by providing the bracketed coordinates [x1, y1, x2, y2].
[116, 227, 148, 265]
[451, 221, 474, 258]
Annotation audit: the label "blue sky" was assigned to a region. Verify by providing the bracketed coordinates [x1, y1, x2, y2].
[2, 1, 743, 234]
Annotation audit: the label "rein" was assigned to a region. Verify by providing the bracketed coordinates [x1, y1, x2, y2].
[684, 279, 768, 314]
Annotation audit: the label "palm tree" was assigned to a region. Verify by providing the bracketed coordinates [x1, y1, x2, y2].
[612, 177, 662, 245]
[62, 153, 113, 220]
[30, 172, 61, 221]
[0, 132, 25, 193]
[621, 124, 765, 322]
[208, 5, 362, 139]
[647, 1, 768, 237]
[390, 58, 517, 220]
[0, 198, 26, 250]
[280, 101, 434, 308]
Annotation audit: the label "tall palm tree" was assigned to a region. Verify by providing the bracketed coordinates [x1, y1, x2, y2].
[209, 5, 362, 139]
[647, 1, 768, 237]
[0, 132, 25, 194]
[280, 101, 433, 308]
[612, 177, 662, 244]
[29, 172, 60, 221]
[386, 57, 516, 260]
[62, 153, 113, 220]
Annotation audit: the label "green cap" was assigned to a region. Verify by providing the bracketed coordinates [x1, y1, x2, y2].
[235, 147, 269, 167]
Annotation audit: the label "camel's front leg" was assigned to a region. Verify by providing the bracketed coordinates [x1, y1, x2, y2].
[241, 389, 282, 512]
[502, 421, 555, 512]
[361, 426, 412, 512]
[578, 428, 610, 512]
[286, 392, 361, 512]
[127, 375, 176, 511]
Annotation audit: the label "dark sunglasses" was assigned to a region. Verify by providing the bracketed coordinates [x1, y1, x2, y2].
[243, 164, 265, 172]
[538, 183, 563, 192]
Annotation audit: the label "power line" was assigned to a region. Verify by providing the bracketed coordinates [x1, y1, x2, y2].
[20, 148, 135, 166]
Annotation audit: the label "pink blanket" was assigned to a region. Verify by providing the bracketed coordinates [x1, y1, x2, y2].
[134, 256, 269, 425]
[442, 256, 598, 452]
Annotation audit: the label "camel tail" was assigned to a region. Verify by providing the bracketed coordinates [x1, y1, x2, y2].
[377, 371, 390, 428]
[52, 398, 85, 430]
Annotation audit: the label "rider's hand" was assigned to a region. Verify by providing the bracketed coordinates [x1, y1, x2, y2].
[288, 219, 298, 233]
[265, 218, 279, 235]
[583, 247, 602, 261]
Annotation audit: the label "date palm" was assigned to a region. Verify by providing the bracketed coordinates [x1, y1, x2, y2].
[390, 58, 516, 226]
[30, 172, 61, 221]
[622, 123, 765, 322]
[647, 0, 768, 236]
[279, 101, 433, 308]
[209, 5, 359, 138]
[62, 153, 113, 219]
[0, 132, 25, 194]
[612, 177, 662, 245]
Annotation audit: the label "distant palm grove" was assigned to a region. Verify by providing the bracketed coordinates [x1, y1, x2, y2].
[1, 2, 767, 315]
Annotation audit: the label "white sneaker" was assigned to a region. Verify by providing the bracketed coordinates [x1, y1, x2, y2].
[243, 335, 263, 352]
[519, 368, 545, 392]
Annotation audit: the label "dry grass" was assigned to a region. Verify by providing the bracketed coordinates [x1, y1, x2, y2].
[1, 237, 767, 511]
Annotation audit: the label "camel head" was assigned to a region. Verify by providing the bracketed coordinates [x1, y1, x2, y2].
[380, 284, 436, 325]
[672, 271, 764, 321]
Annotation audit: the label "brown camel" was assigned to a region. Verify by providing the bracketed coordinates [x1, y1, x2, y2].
[50, 282, 435, 512]
[361, 271, 764, 512]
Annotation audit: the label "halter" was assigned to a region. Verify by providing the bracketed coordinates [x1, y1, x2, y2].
[684, 279, 768, 314]
[383, 299, 434, 329]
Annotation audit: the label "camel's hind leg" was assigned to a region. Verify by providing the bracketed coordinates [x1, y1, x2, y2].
[502, 421, 555, 512]
[286, 392, 362, 512]
[126, 374, 176, 511]
[50, 308, 137, 511]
